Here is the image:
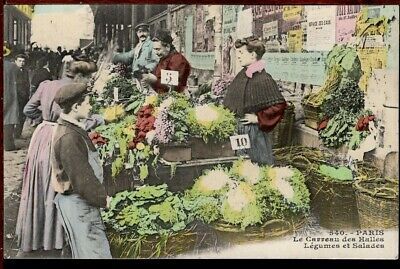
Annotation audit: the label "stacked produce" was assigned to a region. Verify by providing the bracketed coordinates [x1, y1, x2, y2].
[187, 104, 236, 143]
[302, 44, 374, 149]
[183, 159, 310, 229]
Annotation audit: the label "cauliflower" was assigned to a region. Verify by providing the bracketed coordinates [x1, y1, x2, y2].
[267, 167, 295, 201]
[234, 159, 261, 185]
[194, 105, 219, 126]
[221, 182, 262, 229]
[226, 182, 256, 211]
[196, 169, 232, 192]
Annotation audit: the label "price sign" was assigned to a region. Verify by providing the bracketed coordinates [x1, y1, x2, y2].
[230, 134, 251, 150]
[161, 69, 179, 86]
[113, 87, 119, 102]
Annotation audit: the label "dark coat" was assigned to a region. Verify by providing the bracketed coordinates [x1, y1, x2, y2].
[3, 61, 20, 125]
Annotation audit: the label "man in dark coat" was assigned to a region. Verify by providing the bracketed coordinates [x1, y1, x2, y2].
[3, 46, 20, 150]
[14, 54, 30, 138]
[30, 56, 52, 96]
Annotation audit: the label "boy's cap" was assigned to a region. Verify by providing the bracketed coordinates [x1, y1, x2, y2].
[54, 83, 88, 106]
[135, 23, 150, 31]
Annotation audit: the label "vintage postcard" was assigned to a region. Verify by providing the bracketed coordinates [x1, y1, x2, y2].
[2, 3, 399, 260]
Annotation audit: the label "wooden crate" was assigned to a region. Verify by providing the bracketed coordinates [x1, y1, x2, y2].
[159, 143, 192, 162]
[302, 102, 321, 130]
[190, 137, 235, 159]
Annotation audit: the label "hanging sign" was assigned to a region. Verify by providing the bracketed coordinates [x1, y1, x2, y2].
[161, 70, 179, 86]
[230, 134, 251, 150]
[113, 87, 119, 102]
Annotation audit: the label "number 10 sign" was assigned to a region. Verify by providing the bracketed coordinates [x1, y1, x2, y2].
[230, 134, 251, 150]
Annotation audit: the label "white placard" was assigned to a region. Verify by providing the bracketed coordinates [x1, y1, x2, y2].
[263, 21, 278, 40]
[236, 8, 253, 39]
[306, 6, 337, 51]
[113, 87, 119, 101]
[161, 69, 179, 86]
[230, 134, 251, 150]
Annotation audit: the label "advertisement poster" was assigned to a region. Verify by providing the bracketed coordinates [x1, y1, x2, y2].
[336, 5, 362, 43]
[2, 4, 399, 263]
[306, 6, 337, 51]
[263, 20, 279, 40]
[288, 29, 303, 52]
[236, 8, 253, 39]
[283, 5, 302, 21]
[263, 52, 327, 85]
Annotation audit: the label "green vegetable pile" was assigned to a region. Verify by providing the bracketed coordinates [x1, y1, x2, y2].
[318, 164, 353, 181]
[182, 160, 310, 230]
[187, 104, 236, 143]
[102, 184, 189, 236]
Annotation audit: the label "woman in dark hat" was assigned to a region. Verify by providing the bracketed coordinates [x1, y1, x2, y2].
[223, 37, 287, 165]
[141, 29, 191, 94]
[15, 58, 99, 256]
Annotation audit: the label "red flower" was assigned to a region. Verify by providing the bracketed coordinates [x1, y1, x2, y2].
[356, 114, 375, 131]
[317, 118, 329, 131]
[128, 141, 136, 150]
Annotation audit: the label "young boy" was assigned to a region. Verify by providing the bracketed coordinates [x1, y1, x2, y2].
[51, 83, 112, 258]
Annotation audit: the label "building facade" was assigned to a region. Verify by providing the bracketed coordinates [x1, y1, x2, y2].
[4, 5, 34, 51]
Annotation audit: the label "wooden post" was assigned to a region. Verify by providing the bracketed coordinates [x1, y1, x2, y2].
[213, 5, 223, 80]
[131, 5, 138, 46]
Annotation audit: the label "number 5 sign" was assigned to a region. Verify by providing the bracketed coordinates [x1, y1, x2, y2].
[230, 134, 251, 150]
[161, 69, 179, 86]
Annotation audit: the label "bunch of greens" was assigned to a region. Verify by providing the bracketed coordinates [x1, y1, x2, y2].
[321, 79, 365, 119]
[102, 184, 189, 236]
[325, 44, 362, 82]
[318, 164, 353, 182]
[187, 104, 236, 143]
[319, 109, 358, 149]
[102, 76, 139, 103]
[254, 167, 310, 219]
[95, 115, 136, 177]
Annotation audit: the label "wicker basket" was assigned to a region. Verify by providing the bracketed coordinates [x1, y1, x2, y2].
[354, 178, 399, 229]
[107, 229, 198, 258]
[307, 173, 360, 230]
[210, 215, 307, 245]
[271, 102, 295, 149]
[302, 102, 321, 130]
[306, 156, 360, 230]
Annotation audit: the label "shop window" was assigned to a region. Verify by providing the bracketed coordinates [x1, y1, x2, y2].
[193, 5, 215, 53]
[13, 19, 18, 45]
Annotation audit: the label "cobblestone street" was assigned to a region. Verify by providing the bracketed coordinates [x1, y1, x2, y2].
[2, 124, 63, 259]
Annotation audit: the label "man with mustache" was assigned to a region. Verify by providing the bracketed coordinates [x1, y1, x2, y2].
[113, 23, 159, 81]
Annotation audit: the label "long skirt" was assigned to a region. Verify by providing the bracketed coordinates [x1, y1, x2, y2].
[54, 193, 112, 259]
[236, 121, 274, 165]
[15, 122, 64, 252]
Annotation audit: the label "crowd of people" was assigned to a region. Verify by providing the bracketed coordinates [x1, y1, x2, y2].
[4, 23, 287, 259]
